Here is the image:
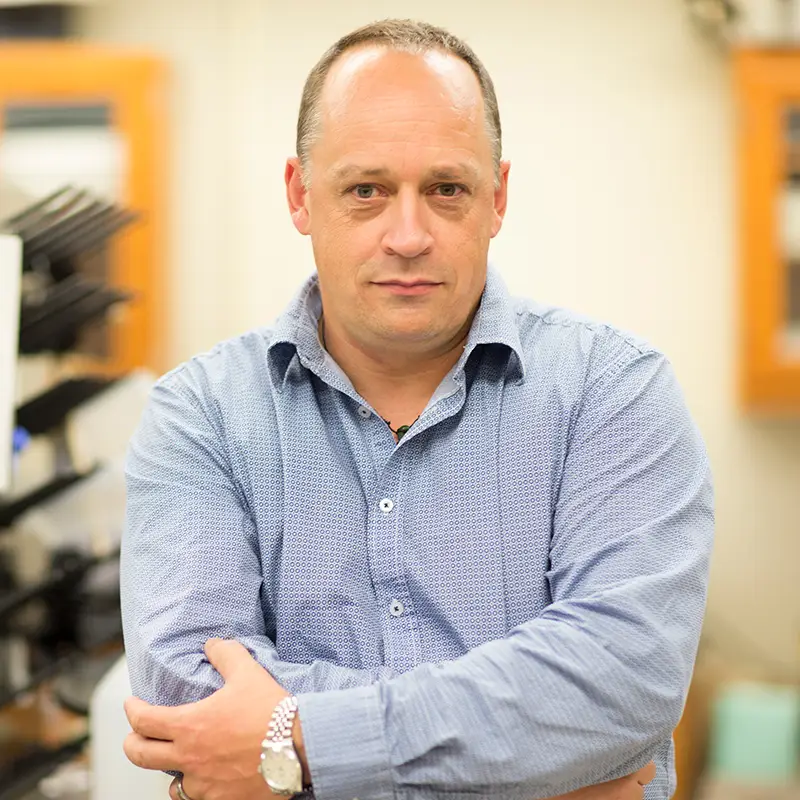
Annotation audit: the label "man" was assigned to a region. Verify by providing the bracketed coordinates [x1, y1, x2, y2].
[121, 19, 713, 800]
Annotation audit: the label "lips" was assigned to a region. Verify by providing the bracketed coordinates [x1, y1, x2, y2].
[373, 280, 441, 288]
[372, 280, 442, 296]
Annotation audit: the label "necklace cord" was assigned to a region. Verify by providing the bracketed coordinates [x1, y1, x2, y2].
[319, 315, 418, 438]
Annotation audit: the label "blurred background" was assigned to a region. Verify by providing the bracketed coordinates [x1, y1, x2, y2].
[0, 1, 798, 799]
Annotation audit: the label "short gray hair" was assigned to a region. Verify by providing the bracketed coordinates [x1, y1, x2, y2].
[296, 19, 502, 188]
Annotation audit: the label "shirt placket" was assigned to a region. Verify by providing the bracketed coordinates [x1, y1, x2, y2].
[344, 372, 468, 674]
[359, 416, 419, 673]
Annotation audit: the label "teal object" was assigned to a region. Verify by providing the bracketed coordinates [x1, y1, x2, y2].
[709, 681, 800, 783]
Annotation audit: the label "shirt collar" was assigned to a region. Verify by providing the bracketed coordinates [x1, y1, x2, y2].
[266, 265, 526, 390]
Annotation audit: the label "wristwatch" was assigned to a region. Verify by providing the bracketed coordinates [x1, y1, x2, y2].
[258, 695, 307, 796]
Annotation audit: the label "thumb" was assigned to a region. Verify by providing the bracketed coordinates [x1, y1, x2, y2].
[204, 638, 256, 682]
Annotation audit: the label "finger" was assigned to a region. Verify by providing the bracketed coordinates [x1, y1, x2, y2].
[123, 732, 181, 772]
[125, 696, 184, 740]
[174, 774, 202, 800]
[635, 761, 657, 786]
[204, 637, 260, 681]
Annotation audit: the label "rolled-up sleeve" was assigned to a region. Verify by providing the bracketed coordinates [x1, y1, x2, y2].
[297, 347, 713, 800]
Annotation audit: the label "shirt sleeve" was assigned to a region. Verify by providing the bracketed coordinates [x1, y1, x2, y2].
[296, 346, 714, 800]
[121, 370, 395, 708]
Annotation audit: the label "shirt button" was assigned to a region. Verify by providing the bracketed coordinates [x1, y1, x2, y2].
[357, 406, 370, 419]
[379, 498, 394, 514]
[389, 599, 405, 617]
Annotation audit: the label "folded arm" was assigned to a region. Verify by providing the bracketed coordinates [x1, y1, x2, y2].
[295, 347, 714, 800]
[121, 369, 396, 708]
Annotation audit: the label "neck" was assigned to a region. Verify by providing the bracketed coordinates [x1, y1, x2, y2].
[319, 316, 472, 415]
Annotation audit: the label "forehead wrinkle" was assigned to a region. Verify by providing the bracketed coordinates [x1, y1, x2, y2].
[328, 159, 483, 185]
[327, 97, 479, 139]
[324, 115, 482, 161]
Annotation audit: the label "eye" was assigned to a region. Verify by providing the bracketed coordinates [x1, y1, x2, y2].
[351, 184, 379, 199]
[432, 184, 465, 198]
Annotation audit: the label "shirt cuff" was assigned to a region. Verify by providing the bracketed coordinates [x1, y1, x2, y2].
[297, 683, 394, 800]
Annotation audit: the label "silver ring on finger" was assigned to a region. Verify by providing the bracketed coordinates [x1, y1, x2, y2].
[176, 777, 196, 800]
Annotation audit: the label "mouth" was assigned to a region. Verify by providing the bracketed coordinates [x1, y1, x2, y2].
[371, 279, 443, 296]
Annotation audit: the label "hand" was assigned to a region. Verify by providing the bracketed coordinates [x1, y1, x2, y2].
[123, 638, 305, 800]
[549, 762, 656, 799]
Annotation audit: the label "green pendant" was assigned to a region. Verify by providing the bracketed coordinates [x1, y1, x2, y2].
[396, 425, 411, 440]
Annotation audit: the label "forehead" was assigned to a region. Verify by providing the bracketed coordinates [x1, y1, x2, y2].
[323, 46, 483, 114]
[315, 46, 490, 173]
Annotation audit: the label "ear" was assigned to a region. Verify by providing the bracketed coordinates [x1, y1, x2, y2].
[490, 160, 511, 239]
[285, 157, 311, 235]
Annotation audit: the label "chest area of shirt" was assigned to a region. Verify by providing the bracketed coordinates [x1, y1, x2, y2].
[240, 374, 570, 669]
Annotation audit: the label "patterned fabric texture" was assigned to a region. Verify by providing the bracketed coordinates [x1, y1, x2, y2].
[122, 266, 714, 800]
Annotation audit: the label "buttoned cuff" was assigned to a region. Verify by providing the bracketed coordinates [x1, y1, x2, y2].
[297, 683, 394, 800]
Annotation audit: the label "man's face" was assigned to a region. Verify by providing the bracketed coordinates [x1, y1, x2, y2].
[287, 46, 510, 352]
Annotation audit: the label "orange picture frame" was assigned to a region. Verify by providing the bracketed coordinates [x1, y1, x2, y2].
[0, 42, 168, 375]
[734, 48, 800, 413]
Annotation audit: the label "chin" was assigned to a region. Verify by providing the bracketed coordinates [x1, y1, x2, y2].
[381, 323, 441, 344]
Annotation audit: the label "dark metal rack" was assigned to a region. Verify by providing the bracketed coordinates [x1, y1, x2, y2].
[0, 186, 138, 796]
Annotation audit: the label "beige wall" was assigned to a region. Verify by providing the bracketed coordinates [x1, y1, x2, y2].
[78, 0, 800, 674]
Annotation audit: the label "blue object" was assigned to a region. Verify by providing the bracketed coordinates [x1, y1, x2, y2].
[12, 426, 29, 455]
[122, 267, 714, 800]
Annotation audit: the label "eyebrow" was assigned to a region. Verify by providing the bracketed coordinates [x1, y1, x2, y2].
[330, 162, 481, 183]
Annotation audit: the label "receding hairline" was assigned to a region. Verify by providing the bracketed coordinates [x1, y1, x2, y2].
[320, 42, 485, 109]
[296, 19, 503, 189]
[314, 45, 490, 155]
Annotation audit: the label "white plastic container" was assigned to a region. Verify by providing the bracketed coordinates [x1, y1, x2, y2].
[89, 655, 172, 800]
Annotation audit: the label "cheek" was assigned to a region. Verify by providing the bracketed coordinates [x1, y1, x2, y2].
[436, 198, 494, 240]
[318, 208, 382, 258]
[435, 214, 491, 271]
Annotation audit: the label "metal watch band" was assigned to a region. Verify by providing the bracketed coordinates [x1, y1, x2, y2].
[267, 695, 299, 743]
[262, 695, 312, 795]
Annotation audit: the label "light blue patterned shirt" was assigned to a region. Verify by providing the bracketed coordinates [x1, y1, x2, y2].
[122, 267, 713, 800]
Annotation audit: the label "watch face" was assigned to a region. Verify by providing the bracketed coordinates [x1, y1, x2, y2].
[259, 741, 303, 795]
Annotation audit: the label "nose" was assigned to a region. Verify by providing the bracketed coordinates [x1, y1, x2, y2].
[380, 188, 434, 259]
